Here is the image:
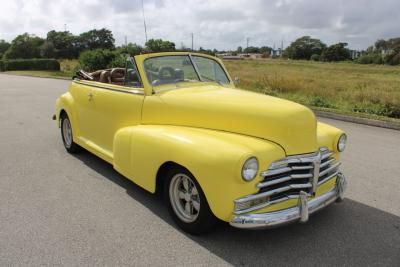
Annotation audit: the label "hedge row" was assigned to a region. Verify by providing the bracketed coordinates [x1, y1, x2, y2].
[0, 59, 60, 72]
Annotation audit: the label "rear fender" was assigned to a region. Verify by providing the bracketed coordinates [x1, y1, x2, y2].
[55, 90, 78, 135]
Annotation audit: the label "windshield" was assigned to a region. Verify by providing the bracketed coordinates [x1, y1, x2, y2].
[143, 55, 230, 86]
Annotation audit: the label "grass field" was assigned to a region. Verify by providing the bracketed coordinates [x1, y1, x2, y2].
[4, 58, 400, 120]
[224, 59, 400, 119]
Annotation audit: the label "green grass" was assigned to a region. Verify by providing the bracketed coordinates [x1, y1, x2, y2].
[5, 70, 72, 79]
[4, 59, 78, 79]
[224, 59, 400, 119]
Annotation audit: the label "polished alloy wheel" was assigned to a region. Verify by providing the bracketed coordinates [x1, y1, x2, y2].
[169, 173, 201, 223]
[62, 118, 72, 148]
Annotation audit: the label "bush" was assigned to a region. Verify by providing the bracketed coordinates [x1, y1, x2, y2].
[385, 51, 400, 65]
[352, 102, 400, 118]
[309, 95, 335, 108]
[78, 49, 126, 71]
[357, 53, 383, 64]
[310, 54, 320, 61]
[0, 59, 60, 71]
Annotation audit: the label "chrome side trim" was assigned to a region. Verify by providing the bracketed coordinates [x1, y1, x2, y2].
[230, 173, 346, 229]
[73, 80, 145, 95]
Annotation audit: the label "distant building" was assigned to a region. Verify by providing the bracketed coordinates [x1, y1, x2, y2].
[216, 53, 232, 58]
[222, 56, 243, 60]
[350, 50, 362, 59]
[381, 49, 394, 56]
[270, 48, 282, 58]
[216, 53, 244, 60]
[238, 53, 264, 59]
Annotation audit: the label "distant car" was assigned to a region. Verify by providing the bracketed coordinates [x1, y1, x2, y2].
[54, 52, 347, 234]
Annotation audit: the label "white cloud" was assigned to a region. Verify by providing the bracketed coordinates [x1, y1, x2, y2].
[0, 0, 399, 50]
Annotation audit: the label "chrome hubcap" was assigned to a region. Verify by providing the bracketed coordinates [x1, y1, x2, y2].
[62, 118, 72, 148]
[169, 173, 200, 223]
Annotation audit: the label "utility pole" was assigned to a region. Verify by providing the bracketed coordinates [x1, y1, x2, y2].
[246, 37, 250, 51]
[141, 0, 148, 43]
[125, 35, 128, 47]
[191, 33, 194, 51]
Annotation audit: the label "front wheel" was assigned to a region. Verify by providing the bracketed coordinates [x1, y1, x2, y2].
[164, 167, 217, 235]
[60, 113, 80, 153]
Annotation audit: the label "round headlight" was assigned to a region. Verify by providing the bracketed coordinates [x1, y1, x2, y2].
[242, 157, 259, 181]
[337, 134, 347, 152]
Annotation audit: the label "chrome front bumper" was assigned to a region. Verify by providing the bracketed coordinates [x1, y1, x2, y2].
[230, 173, 347, 229]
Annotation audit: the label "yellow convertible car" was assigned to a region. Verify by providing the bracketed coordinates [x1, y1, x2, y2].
[54, 52, 347, 234]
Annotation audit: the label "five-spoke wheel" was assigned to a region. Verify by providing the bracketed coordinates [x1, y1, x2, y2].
[164, 166, 217, 235]
[169, 173, 201, 223]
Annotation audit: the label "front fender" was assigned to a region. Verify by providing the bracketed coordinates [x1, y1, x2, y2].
[317, 122, 345, 161]
[113, 125, 285, 221]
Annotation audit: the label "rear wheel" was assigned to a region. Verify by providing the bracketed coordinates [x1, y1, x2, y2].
[60, 113, 80, 153]
[164, 166, 217, 235]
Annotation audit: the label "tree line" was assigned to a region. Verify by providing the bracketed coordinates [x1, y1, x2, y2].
[0, 28, 176, 60]
[281, 36, 400, 65]
[0, 29, 399, 66]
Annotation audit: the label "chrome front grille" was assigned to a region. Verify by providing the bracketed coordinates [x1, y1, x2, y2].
[234, 147, 341, 215]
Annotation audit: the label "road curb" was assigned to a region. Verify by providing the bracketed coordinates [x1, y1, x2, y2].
[314, 109, 400, 131]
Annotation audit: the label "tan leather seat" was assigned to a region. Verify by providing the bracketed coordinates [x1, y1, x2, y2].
[89, 70, 103, 82]
[99, 70, 111, 83]
[110, 68, 125, 85]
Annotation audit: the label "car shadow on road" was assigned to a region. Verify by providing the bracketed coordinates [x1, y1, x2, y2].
[73, 150, 400, 266]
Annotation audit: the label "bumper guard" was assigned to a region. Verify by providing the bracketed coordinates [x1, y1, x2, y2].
[230, 173, 347, 229]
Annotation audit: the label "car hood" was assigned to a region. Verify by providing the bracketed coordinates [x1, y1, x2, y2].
[142, 85, 318, 155]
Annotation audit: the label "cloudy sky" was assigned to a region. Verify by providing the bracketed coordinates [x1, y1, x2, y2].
[0, 0, 398, 50]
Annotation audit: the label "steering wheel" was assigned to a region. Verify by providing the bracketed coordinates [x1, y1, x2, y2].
[158, 66, 175, 80]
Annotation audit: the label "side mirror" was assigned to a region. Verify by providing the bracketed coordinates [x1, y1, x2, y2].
[234, 76, 240, 85]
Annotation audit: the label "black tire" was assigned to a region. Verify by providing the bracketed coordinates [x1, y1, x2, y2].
[60, 113, 80, 153]
[163, 166, 217, 235]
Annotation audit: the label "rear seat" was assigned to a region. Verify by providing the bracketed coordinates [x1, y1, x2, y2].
[110, 68, 125, 85]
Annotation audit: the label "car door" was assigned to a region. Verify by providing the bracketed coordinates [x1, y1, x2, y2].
[69, 80, 96, 143]
[84, 59, 145, 160]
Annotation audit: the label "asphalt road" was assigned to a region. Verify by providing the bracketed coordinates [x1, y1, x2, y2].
[0, 74, 399, 266]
